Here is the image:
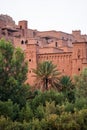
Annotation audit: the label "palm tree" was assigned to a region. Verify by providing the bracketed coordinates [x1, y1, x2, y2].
[32, 61, 60, 91]
[60, 75, 73, 91]
[60, 75, 75, 102]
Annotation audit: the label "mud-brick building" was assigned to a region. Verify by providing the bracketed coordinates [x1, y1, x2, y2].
[0, 14, 87, 85]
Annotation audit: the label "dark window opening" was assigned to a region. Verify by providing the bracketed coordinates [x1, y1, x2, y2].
[20, 26, 22, 29]
[21, 40, 24, 44]
[29, 70, 31, 73]
[77, 49, 80, 59]
[78, 68, 80, 71]
[25, 40, 28, 44]
[45, 37, 50, 40]
[29, 59, 31, 62]
[78, 55, 80, 59]
[55, 42, 58, 47]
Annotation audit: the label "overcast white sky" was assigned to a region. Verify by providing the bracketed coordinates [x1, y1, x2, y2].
[0, 0, 87, 34]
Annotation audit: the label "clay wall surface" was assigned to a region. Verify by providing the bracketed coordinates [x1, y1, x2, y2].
[36, 31, 60, 38]
[39, 47, 63, 54]
[38, 52, 72, 76]
[26, 29, 35, 38]
[60, 46, 73, 52]
[18, 20, 28, 29]
[13, 37, 27, 50]
[72, 30, 86, 42]
[25, 39, 39, 85]
[72, 42, 87, 76]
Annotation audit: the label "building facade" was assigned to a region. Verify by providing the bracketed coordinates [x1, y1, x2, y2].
[0, 14, 87, 85]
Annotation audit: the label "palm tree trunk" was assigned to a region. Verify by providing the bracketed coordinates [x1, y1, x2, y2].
[45, 78, 48, 90]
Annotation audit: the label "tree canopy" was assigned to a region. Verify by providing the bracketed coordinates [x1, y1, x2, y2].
[74, 68, 87, 98]
[0, 39, 28, 104]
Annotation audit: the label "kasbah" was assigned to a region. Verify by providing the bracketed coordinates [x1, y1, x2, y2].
[0, 14, 87, 85]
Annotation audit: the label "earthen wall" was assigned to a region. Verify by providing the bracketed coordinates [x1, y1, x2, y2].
[0, 15, 87, 85]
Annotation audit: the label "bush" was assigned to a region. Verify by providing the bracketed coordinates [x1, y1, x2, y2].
[0, 99, 19, 120]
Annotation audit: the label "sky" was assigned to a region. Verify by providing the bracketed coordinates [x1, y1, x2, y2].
[0, 0, 87, 34]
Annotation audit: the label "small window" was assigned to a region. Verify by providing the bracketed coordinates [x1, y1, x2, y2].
[29, 70, 31, 73]
[20, 25, 22, 29]
[21, 40, 24, 44]
[78, 68, 80, 71]
[77, 49, 80, 59]
[29, 59, 31, 62]
[55, 42, 58, 47]
[25, 40, 28, 44]
[78, 55, 80, 59]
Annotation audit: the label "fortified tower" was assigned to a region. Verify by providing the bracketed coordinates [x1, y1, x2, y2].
[18, 20, 28, 29]
[18, 20, 28, 37]
[13, 20, 28, 50]
[72, 41, 87, 76]
[25, 39, 39, 85]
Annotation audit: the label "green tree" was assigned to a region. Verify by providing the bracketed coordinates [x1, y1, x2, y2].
[74, 68, 87, 109]
[19, 102, 34, 122]
[74, 68, 87, 98]
[60, 75, 75, 102]
[0, 39, 28, 105]
[60, 75, 74, 91]
[0, 99, 19, 120]
[33, 61, 60, 91]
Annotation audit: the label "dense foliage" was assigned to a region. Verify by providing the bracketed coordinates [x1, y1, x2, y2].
[0, 39, 87, 130]
[0, 39, 29, 107]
